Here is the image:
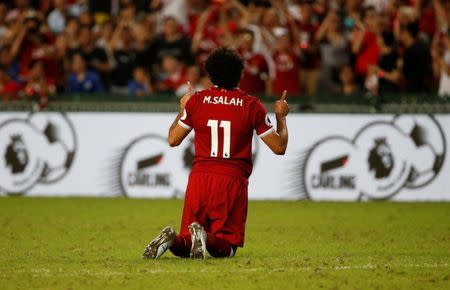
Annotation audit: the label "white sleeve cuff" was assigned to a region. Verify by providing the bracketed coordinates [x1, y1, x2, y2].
[258, 127, 275, 138]
[178, 120, 192, 130]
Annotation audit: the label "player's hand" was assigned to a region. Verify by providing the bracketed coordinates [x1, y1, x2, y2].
[179, 81, 193, 111]
[274, 90, 289, 117]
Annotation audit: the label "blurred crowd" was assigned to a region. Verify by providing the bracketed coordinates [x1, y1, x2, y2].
[0, 0, 450, 106]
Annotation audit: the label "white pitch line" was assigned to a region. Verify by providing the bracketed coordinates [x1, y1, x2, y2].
[2, 263, 448, 277]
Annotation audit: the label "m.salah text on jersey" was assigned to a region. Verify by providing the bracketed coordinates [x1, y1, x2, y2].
[203, 96, 244, 106]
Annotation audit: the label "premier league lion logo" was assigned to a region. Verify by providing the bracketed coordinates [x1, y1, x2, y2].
[0, 113, 77, 194]
[4, 135, 29, 174]
[297, 115, 446, 201]
[368, 138, 394, 179]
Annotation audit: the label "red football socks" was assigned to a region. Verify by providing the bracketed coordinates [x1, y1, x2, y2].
[169, 235, 191, 258]
[169, 233, 236, 258]
[206, 233, 235, 258]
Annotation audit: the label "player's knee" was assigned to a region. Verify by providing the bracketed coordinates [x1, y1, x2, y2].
[169, 235, 191, 258]
[207, 250, 229, 258]
[207, 246, 237, 258]
[169, 247, 190, 258]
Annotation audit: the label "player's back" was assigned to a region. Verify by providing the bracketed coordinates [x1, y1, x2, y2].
[178, 86, 273, 179]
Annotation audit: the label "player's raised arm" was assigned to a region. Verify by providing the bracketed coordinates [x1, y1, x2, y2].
[168, 82, 193, 147]
[261, 90, 289, 155]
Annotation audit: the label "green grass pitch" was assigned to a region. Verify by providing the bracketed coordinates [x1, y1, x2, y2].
[0, 197, 449, 290]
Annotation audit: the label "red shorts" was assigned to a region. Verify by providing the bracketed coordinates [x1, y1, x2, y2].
[179, 172, 248, 247]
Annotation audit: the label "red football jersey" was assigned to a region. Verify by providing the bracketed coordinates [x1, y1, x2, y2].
[178, 86, 274, 179]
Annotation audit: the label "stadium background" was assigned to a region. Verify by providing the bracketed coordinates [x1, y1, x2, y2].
[0, 1, 449, 289]
[0, 0, 450, 102]
[1, 0, 450, 200]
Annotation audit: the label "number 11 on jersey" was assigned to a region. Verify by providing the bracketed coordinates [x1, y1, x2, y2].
[207, 119, 231, 158]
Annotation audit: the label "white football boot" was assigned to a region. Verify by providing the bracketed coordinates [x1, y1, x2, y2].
[143, 226, 176, 259]
[189, 222, 207, 260]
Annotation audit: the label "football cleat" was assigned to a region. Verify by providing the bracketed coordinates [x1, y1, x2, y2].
[189, 222, 207, 260]
[143, 226, 176, 259]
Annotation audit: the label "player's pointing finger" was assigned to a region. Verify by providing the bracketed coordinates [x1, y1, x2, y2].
[280, 90, 287, 101]
[187, 81, 193, 96]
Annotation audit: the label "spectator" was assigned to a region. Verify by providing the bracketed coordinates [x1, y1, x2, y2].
[78, 11, 93, 27]
[62, 16, 79, 49]
[191, 7, 222, 66]
[110, 24, 137, 93]
[0, 64, 20, 101]
[260, 7, 282, 51]
[0, 3, 8, 40]
[364, 0, 389, 13]
[128, 66, 153, 97]
[67, 53, 104, 93]
[399, 21, 433, 93]
[185, 0, 209, 38]
[53, 33, 68, 91]
[417, 0, 437, 43]
[432, 0, 449, 37]
[67, 0, 86, 17]
[342, 0, 362, 37]
[117, 3, 136, 24]
[6, 0, 32, 20]
[352, 6, 381, 79]
[247, 0, 269, 26]
[9, 12, 39, 68]
[0, 0, 447, 99]
[95, 20, 114, 49]
[393, 4, 418, 40]
[295, 0, 320, 96]
[94, 20, 117, 74]
[237, 29, 269, 95]
[316, 10, 350, 94]
[0, 45, 20, 82]
[157, 0, 189, 27]
[22, 60, 55, 107]
[220, 0, 251, 33]
[271, 30, 301, 96]
[47, 0, 66, 35]
[68, 26, 112, 86]
[149, 16, 193, 65]
[244, 0, 271, 56]
[338, 64, 360, 96]
[365, 31, 400, 96]
[176, 65, 205, 97]
[8, 10, 61, 85]
[311, 0, 327, 22]
[158, 54, 186, 93]
[437, 30, 450, 97]
[134, 14, 156, 67]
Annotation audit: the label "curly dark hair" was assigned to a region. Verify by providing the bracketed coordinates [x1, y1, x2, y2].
[205, 46, 244, 90]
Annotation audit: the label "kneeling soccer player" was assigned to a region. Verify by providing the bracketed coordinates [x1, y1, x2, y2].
[143, 47, 289, 259]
